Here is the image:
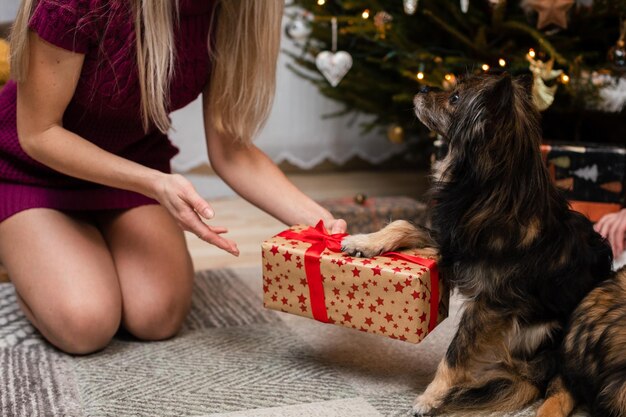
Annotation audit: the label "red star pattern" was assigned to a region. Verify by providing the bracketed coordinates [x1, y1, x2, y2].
[264, 232, 442, 345]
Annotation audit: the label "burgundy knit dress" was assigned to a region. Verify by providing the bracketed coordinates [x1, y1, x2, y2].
[0, 0, 214, 223]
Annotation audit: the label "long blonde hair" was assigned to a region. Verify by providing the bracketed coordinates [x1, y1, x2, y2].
[10, 0, 283, 142]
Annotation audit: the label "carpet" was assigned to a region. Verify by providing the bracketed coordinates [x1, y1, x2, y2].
[0, 267, 589, 417]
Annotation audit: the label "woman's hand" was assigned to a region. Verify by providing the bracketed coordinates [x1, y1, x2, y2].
[594, 208, 626, 257]
[326, 218, 348, 234]
[152, 173, 239, 256]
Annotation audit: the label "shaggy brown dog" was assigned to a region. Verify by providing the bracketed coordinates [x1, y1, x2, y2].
[341, 74, 613, 416]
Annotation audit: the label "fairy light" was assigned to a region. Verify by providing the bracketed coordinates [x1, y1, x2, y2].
[561, 74, 570, 84]
[482, 64, 490, 71]
[498, 58, 506, 67]
[317, 0, 325, 5]
[528, 48, 536, 58]
[444, 74, 453, 81]
[362, 9, 370, 19]
[417, 71, 425, 80]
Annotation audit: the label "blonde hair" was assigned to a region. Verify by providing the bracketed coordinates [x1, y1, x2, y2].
[10, 0, 283, 142]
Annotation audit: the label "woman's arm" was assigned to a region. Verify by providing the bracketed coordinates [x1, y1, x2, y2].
[202, 91, 346, 233]
[17, 33, 238, 254]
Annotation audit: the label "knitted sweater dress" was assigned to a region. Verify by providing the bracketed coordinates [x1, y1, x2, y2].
[0, 0, 214, 223]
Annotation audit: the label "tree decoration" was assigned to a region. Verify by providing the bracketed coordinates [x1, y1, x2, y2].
[285, 12, 313, 41]
[316, 17, 353, 87]
[523, 0, 575, 29]
[374, 11, 393, 39]
[527, 54, 563, 110]
[597, 77, 626, 112]
[403, 0, 418, 15]
[387, 124, 405, 143]
[608, 20, 626, 71]
[460, 0, 469, 13]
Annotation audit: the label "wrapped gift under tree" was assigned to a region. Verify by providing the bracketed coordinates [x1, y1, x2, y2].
[262, 222, 448, 343]
[541, 143, 626, 222]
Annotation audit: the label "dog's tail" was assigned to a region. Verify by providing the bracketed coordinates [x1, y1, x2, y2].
[440, 375, 540, 413]
[592, 372, 626, 417]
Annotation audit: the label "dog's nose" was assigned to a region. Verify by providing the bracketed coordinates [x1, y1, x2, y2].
[418, 85, 431, 94]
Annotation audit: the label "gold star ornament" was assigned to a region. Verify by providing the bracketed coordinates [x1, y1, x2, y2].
[525, 0, 575, 30]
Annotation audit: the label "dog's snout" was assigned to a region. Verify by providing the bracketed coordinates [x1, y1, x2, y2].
[418, 85, 431, 94]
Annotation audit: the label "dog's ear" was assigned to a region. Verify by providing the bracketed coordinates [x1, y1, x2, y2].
[515, 74, 534, 98]
[488, 73, 514, 113]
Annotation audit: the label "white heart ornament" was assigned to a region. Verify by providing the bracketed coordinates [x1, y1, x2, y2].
[316, 51, 353, 87]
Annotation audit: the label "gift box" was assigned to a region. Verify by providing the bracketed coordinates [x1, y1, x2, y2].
[319, 195, 429, 234]
[541, 142, 626, 221]
[262, 222, 448, 343]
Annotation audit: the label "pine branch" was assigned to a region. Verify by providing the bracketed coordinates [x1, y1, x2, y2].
[422, 9, 490, 59]
[501, 21, 568, 65]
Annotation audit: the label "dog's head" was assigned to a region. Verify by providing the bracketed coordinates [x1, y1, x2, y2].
[414, 74, 541, 182]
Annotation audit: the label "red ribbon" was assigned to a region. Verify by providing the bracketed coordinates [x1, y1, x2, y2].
[278, 221, 347, 322]
[277, 221, 441, 333]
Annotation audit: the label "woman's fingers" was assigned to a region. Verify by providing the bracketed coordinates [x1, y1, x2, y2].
[181, 187, 214, 220]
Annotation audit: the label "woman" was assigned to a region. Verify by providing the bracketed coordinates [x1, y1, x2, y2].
[0, 0, 346, 354]
[595, 209, 626, 258]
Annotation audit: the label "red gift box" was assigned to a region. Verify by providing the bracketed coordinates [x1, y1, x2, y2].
[262, 222, 448, 343]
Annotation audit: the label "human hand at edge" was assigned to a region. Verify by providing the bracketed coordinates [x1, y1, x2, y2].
[326, 218, 348, 234]
[153, 173, 239, 256]
[594, 208, 626, 257]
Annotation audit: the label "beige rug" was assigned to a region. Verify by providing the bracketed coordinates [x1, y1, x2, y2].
[0, 267, 588, 417]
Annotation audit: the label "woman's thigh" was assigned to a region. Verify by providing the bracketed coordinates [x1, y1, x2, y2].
[0, 208, 122, 354]
[94, 204, 194, 341]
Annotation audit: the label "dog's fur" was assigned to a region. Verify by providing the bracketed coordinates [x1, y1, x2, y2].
[341, 74, 614, 416]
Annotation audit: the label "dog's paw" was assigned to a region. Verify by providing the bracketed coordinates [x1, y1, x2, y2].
[411, 393, 441, 416]
[341, 234, 385, 258]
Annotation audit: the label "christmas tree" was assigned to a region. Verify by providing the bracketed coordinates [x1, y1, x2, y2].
[285, 0, 626, 162]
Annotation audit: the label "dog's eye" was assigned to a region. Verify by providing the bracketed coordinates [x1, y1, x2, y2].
[449, 93, 460, 104]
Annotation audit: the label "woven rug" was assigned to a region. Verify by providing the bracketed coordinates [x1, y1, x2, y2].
[0, 267, 589, 417]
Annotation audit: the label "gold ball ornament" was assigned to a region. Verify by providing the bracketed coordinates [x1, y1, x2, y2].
[354, 193, 367, 205]
[387, 124, 405, 144]
[0, 39, 9, 86]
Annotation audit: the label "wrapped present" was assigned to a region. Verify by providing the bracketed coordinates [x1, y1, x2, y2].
[319, 195, 429, 234]
[262, 222, 448, 343]
[541, 142, 626, 221]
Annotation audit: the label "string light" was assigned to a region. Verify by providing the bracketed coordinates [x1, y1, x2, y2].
[498, 58, 506, 67]
[417, 72, 425, 80]
[362, 9, 370, 19]
[528, 48, 536, 58]
[560, 74, 570, 84]
[482, 64, 490, 71]
[317, 0, 325, 5]
[444, 74, 453, 81]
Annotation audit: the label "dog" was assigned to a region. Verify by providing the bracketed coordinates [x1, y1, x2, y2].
[341, 73, 614, 416]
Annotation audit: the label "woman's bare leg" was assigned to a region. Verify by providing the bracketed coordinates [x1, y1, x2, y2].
[0, 209, 122, 354]
[95, 204, 194, 341]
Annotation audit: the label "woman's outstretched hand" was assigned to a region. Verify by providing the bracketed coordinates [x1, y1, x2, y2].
[326, 218, 348, 234]
[153, 173, 239, 256]
[594, 208, 626, 257]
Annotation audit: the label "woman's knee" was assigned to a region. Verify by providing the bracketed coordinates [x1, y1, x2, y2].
[122, 278, 192, 341]
[46, 297, 121, 355]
